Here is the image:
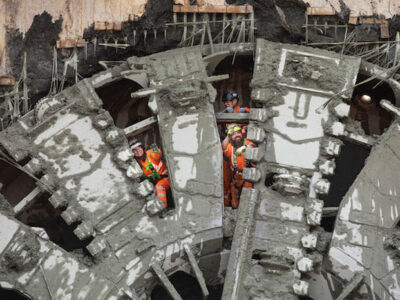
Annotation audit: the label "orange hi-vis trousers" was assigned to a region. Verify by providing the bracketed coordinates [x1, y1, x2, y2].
[154, 177, 170, 207]
[230, 172, 253, 209]
[223, 158, 232, 206]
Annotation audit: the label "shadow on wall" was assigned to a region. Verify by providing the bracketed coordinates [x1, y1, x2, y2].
[321, 142, 371, 232]
[95, 79, 151, 129]
[0, 287, 29, 300]
[0, 159, 37, 207]
[350, 74, 395, 135]
[151, 271, 223, 300]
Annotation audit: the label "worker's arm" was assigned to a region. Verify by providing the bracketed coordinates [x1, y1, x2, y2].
[149, 145, 162, 163]
[238, 107, 250, 113]
[222, 135, 230, 150]
[246, 140, 256, 148]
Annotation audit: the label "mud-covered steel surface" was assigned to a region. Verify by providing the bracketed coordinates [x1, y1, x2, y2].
[222, 39, 361, 299]
[1, 30, 400, 299]
[0, 46, 225, 299]
[329, 119, 400, 299]
[0, 211, 126, 299]
[253, 40, 359, 173]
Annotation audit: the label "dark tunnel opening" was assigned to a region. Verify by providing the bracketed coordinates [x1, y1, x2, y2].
[0, 156, 93, 253]
[17, 192, 94, 253]
[211, 54, 254, 113]
[95, 78, 151, 129]
[349, 74, 395, 135]
[0, 158, 37, 207]
[321, 141, 371, 232]
[0, 288, 30, 300]
[151, 271, 223, 300]
[320, 73, 396, 231]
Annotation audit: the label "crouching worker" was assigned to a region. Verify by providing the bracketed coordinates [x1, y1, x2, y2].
[222, 124, 255, 209]
[130, 139, 170, 207]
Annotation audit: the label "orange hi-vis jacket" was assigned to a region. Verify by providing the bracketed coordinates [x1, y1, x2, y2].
[233, 105, 250, 135]
[138, 149, 170, 207]
[139, 149, 168, 180]
[223, 139, 255, 209]
[223, 139, 255, 172]
[234, 105, 250, 113]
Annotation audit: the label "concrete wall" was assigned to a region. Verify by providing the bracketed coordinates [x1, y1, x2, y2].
[0, 0, 148, 75]
[1, 0, 400, 77]
[304, 0, 400, 17]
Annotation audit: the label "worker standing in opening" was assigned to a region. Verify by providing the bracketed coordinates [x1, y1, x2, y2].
[222, 124, 256, 209]
[221, 90, 250, 113]
[130, 139, 170, 207]
[221, 91, 250, 207]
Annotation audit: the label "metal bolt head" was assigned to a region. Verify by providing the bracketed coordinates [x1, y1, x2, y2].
[361, 94, 372, 103]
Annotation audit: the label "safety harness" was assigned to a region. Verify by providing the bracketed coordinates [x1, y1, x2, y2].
[144, 158, 167, 182]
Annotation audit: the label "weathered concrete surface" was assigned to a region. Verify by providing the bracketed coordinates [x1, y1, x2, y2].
[2, 0, 400, 102]
[303, 0, 400, 18]
[0, 0, 148, 74]
[328, 119, 400, 299]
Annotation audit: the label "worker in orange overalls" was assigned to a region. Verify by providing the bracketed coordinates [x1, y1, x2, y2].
[130, 139, 170, 207]
[222, 124, 256, 209]
[221, 91, 250, 207]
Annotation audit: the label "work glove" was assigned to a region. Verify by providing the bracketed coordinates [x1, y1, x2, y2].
[236, 145, 246, 155]
[238, 108, 248, 113]
[223, 107, 234, 113]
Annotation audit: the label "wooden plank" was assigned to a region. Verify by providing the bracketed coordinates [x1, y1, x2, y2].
[56, 39, 86, 49]
[176, 5, 199, 13]
[124, 116, 157, 137]
[226, 5, 247, 14]
[173, 5, 182, 13]
[105, 22, 114, 30]
[381, 22, 389, 38]
[348, 15, 358, 25]
[0, 76, 15, 86]
[245, 4, 253, 13]
[359, 17, 386, 24]
[94, 21, 122, 30]
[306, 7, 335, 16]
[198, 5, 226, 13]
[113, 22, 122, 31]
[76, 39, 86, 47]
[94, 21, 107, 30]
[172, 4, 253, 14]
